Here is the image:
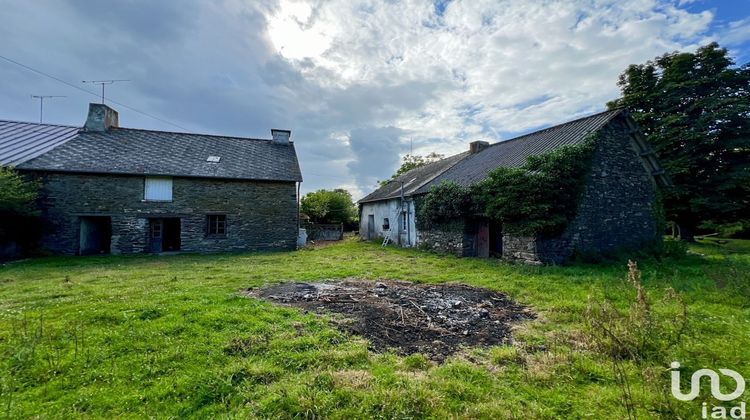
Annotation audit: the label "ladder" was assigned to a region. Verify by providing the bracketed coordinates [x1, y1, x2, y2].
[382, 229, 393, 247]
[382, 184, 406, 247]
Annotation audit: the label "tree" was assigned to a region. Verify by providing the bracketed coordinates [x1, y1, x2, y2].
[380, 152, 444, 186]
[0, 167, 41, 251]
[300, 188, 357, 225]
[608, 43, 750, 240]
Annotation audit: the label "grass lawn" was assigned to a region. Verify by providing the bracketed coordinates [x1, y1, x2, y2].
[0, 238, 748, 418]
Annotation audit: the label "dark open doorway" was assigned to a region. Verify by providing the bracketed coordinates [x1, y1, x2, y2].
[489, 221, 503, 257]
[149, 218, 181, 253]
[476, 220, 503, 258]
[79, 216, 111, 255]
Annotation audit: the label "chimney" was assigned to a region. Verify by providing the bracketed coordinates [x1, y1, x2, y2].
[271, 129, 291, 144]
[84, 103, 119, 132]
[469, 140, 490, 154]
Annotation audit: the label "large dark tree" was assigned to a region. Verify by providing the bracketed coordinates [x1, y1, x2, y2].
[608, 43, 750, 240]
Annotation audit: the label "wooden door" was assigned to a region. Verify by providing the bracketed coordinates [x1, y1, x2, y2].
[367, 215, 375, 240]
[477, 222, 490, 258]
[150, 219, 163, 253]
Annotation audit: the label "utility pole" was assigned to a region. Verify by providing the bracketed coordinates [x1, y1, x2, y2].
[81, 79, 130, 104]
[30, 95, 65, 123]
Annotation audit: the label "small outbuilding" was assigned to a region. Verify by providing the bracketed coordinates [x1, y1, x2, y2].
[358, 109, 668, 264]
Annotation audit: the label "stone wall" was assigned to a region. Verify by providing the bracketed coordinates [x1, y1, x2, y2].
[28, 171, 298, 255]
[416, 220, 470, 257]
[502, 115, 661, 264]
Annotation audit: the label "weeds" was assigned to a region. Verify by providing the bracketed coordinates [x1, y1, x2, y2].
[584, 260, 689, 419]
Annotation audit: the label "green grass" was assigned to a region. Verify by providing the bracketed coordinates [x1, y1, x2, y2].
[0, 238, 748, 418]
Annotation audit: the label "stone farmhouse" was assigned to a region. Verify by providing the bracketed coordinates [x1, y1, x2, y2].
[0, 103, 302, 255]
[358, 109, 669, 264]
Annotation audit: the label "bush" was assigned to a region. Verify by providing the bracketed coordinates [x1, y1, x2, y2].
[0, 167, 39, 214]
[416, 182, 475, 229]
[655, 239, 688, 259]
[301, 189, 357, 225]
[0, 167, 41, 254]
[475, 139, 596, 236]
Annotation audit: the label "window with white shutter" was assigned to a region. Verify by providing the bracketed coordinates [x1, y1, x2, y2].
[144, 177, 173, 201]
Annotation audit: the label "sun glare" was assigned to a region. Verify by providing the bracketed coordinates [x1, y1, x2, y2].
[267, 0, 334, 60]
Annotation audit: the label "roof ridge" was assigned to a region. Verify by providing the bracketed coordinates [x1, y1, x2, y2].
[112, 126, 281, 143]
[383, 150, 465, 185]
[358, 151, 470, 203]
[0, 119, 79, 129]
[482, 108, 622, 150]
[0, 120, 290, 144]
[408, 151, 469, 193]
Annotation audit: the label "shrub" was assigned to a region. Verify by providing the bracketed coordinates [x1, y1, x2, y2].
[0, 167, 39, 214]
[656, 239, 688, 259]
[0, 167, 41, 254]
[476, 139, 596, 236]
[416, 182, 475, 229]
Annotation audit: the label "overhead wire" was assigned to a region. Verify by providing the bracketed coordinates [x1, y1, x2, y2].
[0, 54, 190, 131]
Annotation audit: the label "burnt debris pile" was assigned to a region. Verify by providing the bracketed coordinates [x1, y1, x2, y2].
[246, 279, 534, 361]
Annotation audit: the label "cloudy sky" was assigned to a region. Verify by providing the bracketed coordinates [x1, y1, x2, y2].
[1, 0, 748, 197]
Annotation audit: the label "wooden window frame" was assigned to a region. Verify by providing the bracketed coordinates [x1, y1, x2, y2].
[206, 214, 227, 237]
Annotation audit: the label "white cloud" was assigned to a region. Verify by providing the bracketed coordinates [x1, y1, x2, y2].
[0, 0, 727, 199]
[719, 17, 750, 46]
[269, 0, 716, 184]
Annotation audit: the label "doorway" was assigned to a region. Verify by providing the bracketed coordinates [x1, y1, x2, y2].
[79, 216, 111, 255]
[489, 221, 503, 257]
[477, 222, 490, 258]
[149, 218, 181, 252]
[367, 214, 375, 240]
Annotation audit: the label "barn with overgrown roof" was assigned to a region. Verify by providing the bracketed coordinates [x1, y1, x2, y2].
[358, 109, 669, 264]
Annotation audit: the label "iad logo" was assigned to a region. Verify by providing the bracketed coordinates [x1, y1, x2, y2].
[671, 361, 746, 419]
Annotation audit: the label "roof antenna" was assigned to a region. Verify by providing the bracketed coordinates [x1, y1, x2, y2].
[30, 95, 66, 123]
[81, 79, 130, 104]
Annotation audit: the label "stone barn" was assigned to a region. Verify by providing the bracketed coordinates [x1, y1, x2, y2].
[0, 103, 302, 255]
[358, 109, 669, 264]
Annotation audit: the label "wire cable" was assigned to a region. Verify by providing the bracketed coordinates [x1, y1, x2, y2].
[0, 54, 190, 131]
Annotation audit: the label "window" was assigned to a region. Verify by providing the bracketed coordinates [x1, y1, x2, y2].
[382, 217, 390, 231]
[207, 214, 227, 236]
[402, 212, 407, 230]
[144, 177, 173, 201]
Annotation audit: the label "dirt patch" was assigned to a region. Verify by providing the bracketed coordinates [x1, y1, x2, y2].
[245, 279, 534, 361]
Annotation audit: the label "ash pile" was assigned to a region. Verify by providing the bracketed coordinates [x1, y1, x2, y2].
[246, 279, 534, 360]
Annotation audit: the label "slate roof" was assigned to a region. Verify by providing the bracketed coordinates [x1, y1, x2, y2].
[417, 109, 622, 193]
[360, 109, 624, 203]
[11, 125, 302, 182]
[359, 151, 469, 203]
[0, 120, 80, 166]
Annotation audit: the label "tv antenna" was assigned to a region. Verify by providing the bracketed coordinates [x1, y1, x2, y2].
[81, 79, 130, 104]
[30, 95, 66, 123]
